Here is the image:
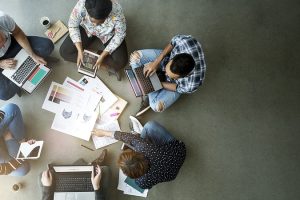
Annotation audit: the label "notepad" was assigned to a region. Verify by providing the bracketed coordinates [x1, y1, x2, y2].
[45, 20, 68, 43]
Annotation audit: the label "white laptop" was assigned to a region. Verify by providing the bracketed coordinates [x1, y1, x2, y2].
[48, 165, 95, 200]
[2, 49, 51, 93]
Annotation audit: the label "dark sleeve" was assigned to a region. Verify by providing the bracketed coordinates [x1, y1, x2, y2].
[42, 186, 54, 200]
[95, 189, 105, 200]
[114, 131, 144, 146]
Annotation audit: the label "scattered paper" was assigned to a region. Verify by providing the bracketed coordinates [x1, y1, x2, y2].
[51, 102, 98, 141]
[118, 170, 149, 197]
[78, 76, 118, 114]
[92, 120, 120, 149]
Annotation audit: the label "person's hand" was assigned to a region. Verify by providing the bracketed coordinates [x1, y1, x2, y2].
[143, 61, 159, 77]
[91, 165, 102, 190]
[92, 129, 111, 137]
[41, 169, 53, 187]
[0, 58, 17, 69]
[32, 54, 47, 65]
[27, 139, 36, 145]
[77, 50, 84, 67]
[93, 56, 104, 70]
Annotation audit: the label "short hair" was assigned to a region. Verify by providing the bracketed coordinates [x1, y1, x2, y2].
[170, 53, 195, 77]
[85, 0, 112, 20]
[118, 149, 149, 179]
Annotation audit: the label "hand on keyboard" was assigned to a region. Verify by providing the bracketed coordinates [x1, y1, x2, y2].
[32, 54, 47, 65]
[0, 58, 17, 69]
[144, 61, 159, 77]
[91, 165, 102, 190]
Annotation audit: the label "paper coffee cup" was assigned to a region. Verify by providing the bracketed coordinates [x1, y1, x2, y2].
[40, 16, 51, 29]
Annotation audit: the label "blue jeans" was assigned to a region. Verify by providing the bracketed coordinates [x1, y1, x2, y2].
[130, 49, 181, 112]
[0, 103, 30, 176]
[0, 36, 54, 100]
[141, 121, 175, 145]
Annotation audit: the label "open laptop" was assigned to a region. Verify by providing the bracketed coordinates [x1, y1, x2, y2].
[2, 49, 51, 93]
[48, 164, 95, 199]
[125, 66, 163, 97]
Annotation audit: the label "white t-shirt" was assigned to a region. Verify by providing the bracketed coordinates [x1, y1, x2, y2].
[0, 11, 16, 57]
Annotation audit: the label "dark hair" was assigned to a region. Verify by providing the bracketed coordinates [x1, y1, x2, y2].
[85, 0, 112, 20]
[170, 53, 195, 77]
[118, 149, 149, 179]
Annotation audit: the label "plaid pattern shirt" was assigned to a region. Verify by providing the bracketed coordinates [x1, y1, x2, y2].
[161, 35, 206, 94]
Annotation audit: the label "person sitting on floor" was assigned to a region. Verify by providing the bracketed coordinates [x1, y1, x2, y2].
[93, 121, 186, 189]
[59, 0, 128, 81]
[130, 34, 206, 116]
[0, 103, 34, 176]
[40, 149, 109, 200]
[0, 10, 54, 100]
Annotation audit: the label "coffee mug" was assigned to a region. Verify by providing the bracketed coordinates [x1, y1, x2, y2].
[40, 16, 51, 29]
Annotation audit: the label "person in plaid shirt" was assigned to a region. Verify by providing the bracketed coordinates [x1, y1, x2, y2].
[130, 34, 206, 116]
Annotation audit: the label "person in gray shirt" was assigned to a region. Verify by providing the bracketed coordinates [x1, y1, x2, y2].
[0, 10, 54, 100]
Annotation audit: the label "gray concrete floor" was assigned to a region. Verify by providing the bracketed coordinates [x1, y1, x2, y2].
[1, 0, 300, 199]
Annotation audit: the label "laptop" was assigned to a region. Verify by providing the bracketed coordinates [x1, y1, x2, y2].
[2, 49, 51, 94]
[48, 164, 95, 195]
[125, 66, 163, 97]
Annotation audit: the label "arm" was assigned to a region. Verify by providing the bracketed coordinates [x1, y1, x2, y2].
[162, 82, 177, 92]
[144, 43, 173, 77]
[11, 25, 47, 64]
[68, 0, 85, 66]
[41, 170, 54, 200]
[94, 3, 126, 69]
[92, 129, 142, 146]
[91, 165, 105, 200]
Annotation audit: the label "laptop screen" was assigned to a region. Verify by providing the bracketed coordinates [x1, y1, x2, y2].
[53, 165, 93, 173]
[125, 69, 143, 97]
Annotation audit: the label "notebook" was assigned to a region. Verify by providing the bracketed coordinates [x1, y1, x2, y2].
[49, 164, 95, 193]
[44, 20, 68, 43]
[125, 66, 162, 97]
[2, 49, 51, 93]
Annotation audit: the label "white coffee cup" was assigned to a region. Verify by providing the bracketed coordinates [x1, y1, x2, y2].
[40, 16, 51, 29]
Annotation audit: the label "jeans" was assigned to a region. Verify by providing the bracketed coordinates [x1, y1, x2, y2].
[0, 36, 54, 100]
[59, 26, 128, 73]
[130, 49, 181, 112]
[0, 103, 30, 176]
[141, 121, 175, 145]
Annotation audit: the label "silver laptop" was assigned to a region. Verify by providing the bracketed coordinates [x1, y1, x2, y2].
[2, 49, 51, 93]
[49, 164, 95, 200]
[125, 66, 163, 97]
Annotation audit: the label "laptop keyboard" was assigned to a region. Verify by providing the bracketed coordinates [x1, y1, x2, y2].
[55, 176, 94, 192]
[134, 66, 154, 94]
[11, 56, 36, 84]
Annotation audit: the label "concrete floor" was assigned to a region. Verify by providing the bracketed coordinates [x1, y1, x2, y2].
[0, 0, 300, 199]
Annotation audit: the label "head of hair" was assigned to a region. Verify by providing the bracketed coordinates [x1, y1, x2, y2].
[85, 0, 112, 20]
[118, 149, 149, 179]
[170, 53, 195, 77]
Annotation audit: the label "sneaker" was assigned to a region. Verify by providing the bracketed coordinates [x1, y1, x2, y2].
[91, 149, 107, 166]
[135, 96, 150, 117]
[129, 115, 143, 134]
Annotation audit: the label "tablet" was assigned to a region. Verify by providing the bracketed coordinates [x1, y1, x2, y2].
[16, 141, 44, 159]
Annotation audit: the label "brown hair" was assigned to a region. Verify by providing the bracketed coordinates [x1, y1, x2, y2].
[118, 149, 149, 179]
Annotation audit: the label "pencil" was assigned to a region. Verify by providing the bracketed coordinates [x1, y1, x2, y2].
[81, 144, 94, 151]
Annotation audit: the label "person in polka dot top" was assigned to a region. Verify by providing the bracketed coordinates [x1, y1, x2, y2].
[93, 120, 186, 189]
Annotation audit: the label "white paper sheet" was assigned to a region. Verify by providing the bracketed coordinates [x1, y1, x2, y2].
[63, 77, 102, 112]
[92, 120, 120, 149]
[118, 170, 149, 197]
[78, 76, 118, 114]
[42, 82, 88, 113]
[16, 141, 44, 159]
[51, 102, 98, 141]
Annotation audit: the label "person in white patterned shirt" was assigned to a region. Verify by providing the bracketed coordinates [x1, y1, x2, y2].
[60, 0, 128, 81]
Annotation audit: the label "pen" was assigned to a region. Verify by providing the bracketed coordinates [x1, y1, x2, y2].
[81, 144, 94, 151]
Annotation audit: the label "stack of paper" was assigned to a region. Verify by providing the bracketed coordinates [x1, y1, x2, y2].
[118, 170, 149, 197]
